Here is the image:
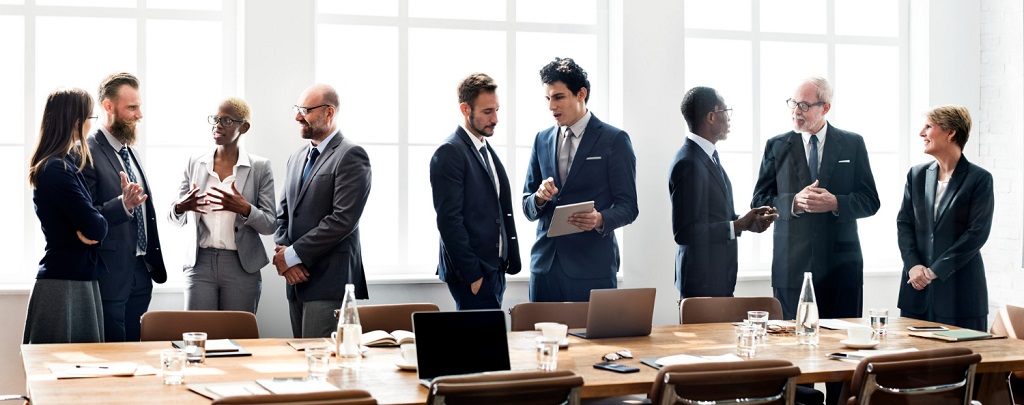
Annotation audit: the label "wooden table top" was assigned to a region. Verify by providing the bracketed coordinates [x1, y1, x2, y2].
[22, 317, 1024, 405]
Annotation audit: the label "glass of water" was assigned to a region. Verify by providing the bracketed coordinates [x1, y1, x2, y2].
[306, 348, 331, 380]
[161, 349, 186, 385]
[869, 308, 889, 336]
[747, 311, 769, 341]
[182, 332, 207, 365]
[536, 336, 560, 371]
[736, 324, 757, 358]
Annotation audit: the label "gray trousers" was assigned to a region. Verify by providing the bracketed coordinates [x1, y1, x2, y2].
[185, 248, 262, 313]
[289, 299, 342, 338]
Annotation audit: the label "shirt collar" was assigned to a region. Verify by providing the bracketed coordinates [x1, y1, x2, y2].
[686, 133, 717, 159]
[199, 146, 251, 168]
[800, 121, 829, 145]
[564, 110, 592, 138]
[461, 125, 489, 151]
[99, 126, 125, 150]
[311, 130, 339, 154]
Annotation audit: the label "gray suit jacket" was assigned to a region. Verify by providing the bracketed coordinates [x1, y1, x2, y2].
[275, 131, 372, 301]
[167, 148, 277, 273]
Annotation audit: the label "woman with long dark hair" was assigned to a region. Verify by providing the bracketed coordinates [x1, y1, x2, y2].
[24, 88, 116, 343]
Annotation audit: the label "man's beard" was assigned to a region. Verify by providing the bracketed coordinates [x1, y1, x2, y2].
[301, 120, 328, 140]
[110, 117, 138, 146]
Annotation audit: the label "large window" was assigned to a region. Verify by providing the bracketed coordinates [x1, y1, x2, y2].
[682, 0, 908, 273]
[315, 0, 612, 279]
[1, 0, 239, 283]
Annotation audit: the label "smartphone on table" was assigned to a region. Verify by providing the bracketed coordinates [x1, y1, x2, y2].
[593, 362, 640, 373]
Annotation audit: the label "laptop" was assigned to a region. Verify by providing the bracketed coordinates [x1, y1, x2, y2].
[411, 309, 511, 385]
[568, 287, 657, 339]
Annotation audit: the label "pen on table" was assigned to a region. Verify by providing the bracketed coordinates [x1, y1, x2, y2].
[75, 365, 109, 369]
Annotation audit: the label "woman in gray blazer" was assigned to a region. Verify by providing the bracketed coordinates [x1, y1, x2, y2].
[168, 97, 276, 313]
[897, 105, 993, 331]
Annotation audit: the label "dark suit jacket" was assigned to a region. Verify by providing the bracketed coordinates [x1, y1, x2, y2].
[430, 126, 521, 285]
[83, 131, 167, 301]
[275, 132, 372, 301]
[896, 154, 993, 319]
[33, 155, 108, 280]
[522, 114, 638, 284]
[751, 123, 879, 290]
[670, 138, 738, 297]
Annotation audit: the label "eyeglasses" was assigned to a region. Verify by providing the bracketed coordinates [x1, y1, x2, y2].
[208, 115, 245, 127]
[602, 349, 633, 362]
[786, 98, 826, 112]
[293, 104, 331, 116]
[87, 116, 98, 121]
[712, 108, 733, 118]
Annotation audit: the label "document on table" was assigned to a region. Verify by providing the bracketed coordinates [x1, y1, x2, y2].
[819, 319, 868, 330]
[49, 362, 153, 379]
[640, 353, 743, 369]
[547, 201, 594, 237]
[256, 378, 340, 394]
[826, 348, 918, 363]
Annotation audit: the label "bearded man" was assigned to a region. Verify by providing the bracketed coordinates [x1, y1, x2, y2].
[83, 72, 167, 342]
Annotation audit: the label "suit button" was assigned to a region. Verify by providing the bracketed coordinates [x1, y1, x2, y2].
[496, 219, 500, 224]
[234, 227, 239, 232]
[495, 243, 500, 248]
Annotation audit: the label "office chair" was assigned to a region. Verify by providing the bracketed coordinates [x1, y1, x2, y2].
[427, 370, 583, 405]
[139, 310, 259, 341]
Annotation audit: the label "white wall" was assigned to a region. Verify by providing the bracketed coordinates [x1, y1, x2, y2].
[5, 0, 1021, 397]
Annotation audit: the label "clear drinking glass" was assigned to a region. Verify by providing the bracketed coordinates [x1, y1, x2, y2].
[536, 336, 559, 371]
[736, 324, 757, 358]
[869, 308, 889, 336]
[161, 349, 186, 385]
[306, 348, 331, 380]
[747, 310, 769, 340]
[182, 332, 207, 364]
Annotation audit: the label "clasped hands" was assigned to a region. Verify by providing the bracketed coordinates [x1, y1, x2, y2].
[273, 245, 310, 285]
[736, 206, 779, 235]
[794, 180, 838, 214]
[534, 177, 603, 231]
[907, 264, 934, 290]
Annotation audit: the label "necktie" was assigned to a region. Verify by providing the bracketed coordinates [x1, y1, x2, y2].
[301, 147, 321, 186]
[711, 150, 726, 184]
[558, 128, 576, 184]
[808, 134, 819, 182]
[479, 146, 507, 260]
[118, 147, 147, 253]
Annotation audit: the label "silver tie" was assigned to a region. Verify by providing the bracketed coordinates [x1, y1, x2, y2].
[558, 128, 576, 184]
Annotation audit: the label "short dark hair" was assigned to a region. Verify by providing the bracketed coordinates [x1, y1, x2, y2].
[457, 73, 498, 108]
[927, 105, 972, 150]
[680, 86, 721, 133]
[98, 72, 139, 103]
[539, 57, 590, 103]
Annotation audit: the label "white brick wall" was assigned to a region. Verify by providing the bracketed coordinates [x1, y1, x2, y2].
[979, 0, 1024, 317]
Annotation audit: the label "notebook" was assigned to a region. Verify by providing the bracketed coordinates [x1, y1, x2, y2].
[412, 310, 511, 385]
[569, 288, 656, 339]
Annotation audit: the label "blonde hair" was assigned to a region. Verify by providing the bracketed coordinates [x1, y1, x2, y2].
[220, 97, 252, 122]
[926, 105, 972, 150]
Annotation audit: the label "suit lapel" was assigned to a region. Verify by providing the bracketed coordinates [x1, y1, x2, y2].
[93, 131, 125, 178]
[688, 138, 730, 201]
[817, 124, 845, 188]
[297, 134, 341, 203]
[785, 132, 812, 186]
[924, 162, 938, 231]
[547, 127, 561, 188]
[934, 155, 969, 225]
[562, 115, 602, 188]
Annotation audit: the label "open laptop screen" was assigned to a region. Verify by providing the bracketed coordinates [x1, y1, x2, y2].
[412, 309, 511, 381]
[569, 287, 656, 339]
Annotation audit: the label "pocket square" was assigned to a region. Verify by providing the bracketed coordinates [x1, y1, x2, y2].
[586, 156, 602, 160]
[838, 159, 851, 163]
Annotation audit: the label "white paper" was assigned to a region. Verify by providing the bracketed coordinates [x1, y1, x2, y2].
[656, 353, 743, 366]
[256, 378, 340, 395]
[205, 339, 241, 352]
[819, 319, 868, 330]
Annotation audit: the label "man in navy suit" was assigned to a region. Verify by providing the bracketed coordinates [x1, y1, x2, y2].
[522, 57, 638, 302]
[430, 73, 520, 310]
[82, 72, 168, 342]
[671, 87, 776, 298]
[752, 77, 878, 405]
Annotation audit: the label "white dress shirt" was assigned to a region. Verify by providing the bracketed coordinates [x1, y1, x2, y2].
[197, 150, 251, 250]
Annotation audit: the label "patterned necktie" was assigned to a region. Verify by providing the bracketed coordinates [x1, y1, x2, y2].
[118, 147, 147, 252]
[808, 134, 819, 182]
[301, 147, 321, 186]
[558, 128, 576, 184]
[479, 146, 507, 260]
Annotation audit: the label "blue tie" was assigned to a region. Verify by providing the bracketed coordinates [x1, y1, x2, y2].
[118, 147, 146, 253]
[479, 146, 507, 261]
[712, 150, 726, 183]
[301, 147, 320, 186]
[808, 134, 819, 182]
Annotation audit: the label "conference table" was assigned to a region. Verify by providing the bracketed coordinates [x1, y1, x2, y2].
[21, 317, 1024, 404]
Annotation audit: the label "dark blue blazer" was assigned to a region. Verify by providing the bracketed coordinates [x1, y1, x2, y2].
[670, 138, 738, 297]
[83, 131, 167, 300]
[33, 155, 108, 280]
[430, 127, 521, 285]
[522, 114, 638, 282]
[751, 123, 880, 290]
[896, 154, 993, 319]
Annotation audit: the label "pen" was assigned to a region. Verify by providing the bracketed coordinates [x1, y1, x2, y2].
[75, 365, 109, 369]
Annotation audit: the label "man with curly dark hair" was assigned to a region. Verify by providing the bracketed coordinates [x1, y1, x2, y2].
[522, 57, 638, 302]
